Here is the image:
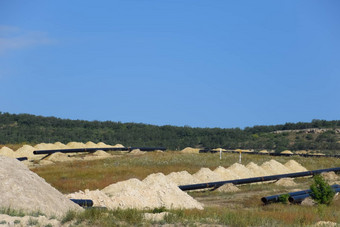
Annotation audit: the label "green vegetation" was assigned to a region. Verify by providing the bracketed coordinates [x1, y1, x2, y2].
[278, 194, 290, 204]
[1, 112, 340, 152]
[310, 175, 335, 205]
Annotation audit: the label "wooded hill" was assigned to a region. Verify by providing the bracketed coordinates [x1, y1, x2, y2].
[1, 112, 340, 153]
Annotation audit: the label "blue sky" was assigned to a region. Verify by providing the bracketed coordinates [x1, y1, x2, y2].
[0, 1, 339, 128]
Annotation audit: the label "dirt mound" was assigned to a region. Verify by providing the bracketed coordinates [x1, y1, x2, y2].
[129, 149, 146, 155]
[296, 150, 308, 154]
[284, 160, 308, 172]
[166, 171, 201, 185]
[259, 150, 269, 154]
[193, 168, 223, 183]
[34, 143, 56, 150]
[54, 142, 68, 149]
[93, 150, 111, 157]
[113, 144, 125, 148]
[246, 162, 268, 177]
[275, 178, 297, 187]
[46, 152, 71, 162]
[67, 189, 115, 208]
[227, 163, 256, 178]
[85, 141, 98, 148]
[180, 147, 199, 154]
[101, 173, 203, 210]
[261, 160, 292, 175]
[320, 171, 339, 181]
[67, 142, 86, 148]
[216, 183, 240, 192]
[0, 146, 16, 158]
[213, 166, 240, 180]
[15, 145, 36, 158]
[0, 156, 82, 217]
[97, 142, 112, 147]
[281, 150, 293, 154]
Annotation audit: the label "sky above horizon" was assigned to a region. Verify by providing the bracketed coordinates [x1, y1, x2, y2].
[1, 1, 339, 129]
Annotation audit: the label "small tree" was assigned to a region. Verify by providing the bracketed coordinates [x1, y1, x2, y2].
[310, 174, 335, 205]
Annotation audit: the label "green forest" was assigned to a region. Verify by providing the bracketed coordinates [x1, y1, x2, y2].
[1, 112, 340, 153]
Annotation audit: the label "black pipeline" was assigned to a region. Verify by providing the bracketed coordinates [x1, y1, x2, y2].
[16, 157, 28, 161]
[70, 199, 94, 207]
[262, 184, 340, 204]
[33, 147, 166, 155]
[178, 167, 340, 191]
[289, 187, 340, 204]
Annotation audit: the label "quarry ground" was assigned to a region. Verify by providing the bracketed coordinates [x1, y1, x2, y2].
[28, 152, 340, 226]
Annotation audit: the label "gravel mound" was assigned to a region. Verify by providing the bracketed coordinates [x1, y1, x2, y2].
[284, 160, 308, 172]
[216, 183, 240, 192]
[0, 156, 82, 217]
[275, 178, 297, 187]
[99, 173, 203, 210]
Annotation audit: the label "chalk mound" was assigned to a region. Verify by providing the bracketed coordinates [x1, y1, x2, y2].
[246, 162, 268, 177]
[216, 183, 240, 193]
[281, 150, 293, 154]
[284, 160, 308, 172]
[213, 166, 240, 180]
[101, 173, 203, 210]
[166, 171, 200, 185]
[180, 147, 199, 154]
[0, 156, 82, 217]
[261, 160, 292, 175]
[275, 178, 297, 187]
[227, 163, 256, 178]
[193, 168, 222, 183]
[0, 146, 16, 158]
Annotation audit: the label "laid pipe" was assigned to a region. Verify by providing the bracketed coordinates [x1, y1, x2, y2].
[70, 199, 94, 207]
[178, 167, 340, 191]
[289, 187, 340, 203]
[261, 184, 340, 204]
[16, 157, 28, 161]
[33, 147, 166, 155]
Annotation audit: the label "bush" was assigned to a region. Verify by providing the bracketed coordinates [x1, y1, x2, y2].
[310, 174, 335, 205]
[278, 194, 290, 204]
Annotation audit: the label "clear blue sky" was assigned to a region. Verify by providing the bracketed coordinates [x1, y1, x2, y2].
[1, 1, 339, 128]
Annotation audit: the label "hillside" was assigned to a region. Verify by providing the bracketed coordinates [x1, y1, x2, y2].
[1, 112, 340, 152]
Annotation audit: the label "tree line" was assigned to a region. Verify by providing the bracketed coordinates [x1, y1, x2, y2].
[1, 112, 340, 152]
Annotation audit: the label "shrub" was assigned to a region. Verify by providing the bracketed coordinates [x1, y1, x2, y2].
[278, 194, 290, 204]
[310, 174, 335, 205]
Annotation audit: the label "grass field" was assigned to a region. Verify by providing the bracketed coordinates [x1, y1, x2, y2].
[29, 151, 340, 226]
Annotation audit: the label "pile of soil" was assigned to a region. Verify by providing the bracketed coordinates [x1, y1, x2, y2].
[0, 156, 82, 217]
[0, 146, 16, 158]
[261, 160, 292, 175]
[193, 168, 222, 182]
[180, 147, 200, 154]
[246, 162, 268, 177]
[213, 166, 240, 180]
[129, 149, 146, 155]
[275, 178, 297, 187]
[216, 183, 240, 192]
[166, 171, 200, 185]
[281, 150, 293, 154]
[284, 160, 308, 172]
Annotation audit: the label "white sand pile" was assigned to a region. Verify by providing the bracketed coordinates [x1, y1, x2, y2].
[259, 150, 269, 154]
[213, 166, 240, 180]
[180, 147, 199, 154]
[129, 149, 146, 155]
[314, 221, 337, 227]
[97, 142, 112, 147]
[275, 178, 297, 187]
[281, 150, 293, 154]
[0, 146, 16, 158]
[67, 142, 86, 148]
[166, 171, 201, 185]
[227, 163, 256, 178]
[101, 173, 203, 210]
[0, 156, 82, 217]
[15, 145, 37, 159]
[67, 189, 115, 208]
[93, 150, 111, 157]
[296, 150, 308, 154]
[46, 152, 71, 162]
[34, 143, 56, 150]
[261, 160, 292, 175]
[113, 144, 125, 148]
[193, 168, 223, 183]
[320, 171, 339, 181]
[54, 142, 68, 149]
[284, 160, 308, 172]
[85, 141, 98, 148]
[246, 162, 268, 177]
[216, 183, 240, 193]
